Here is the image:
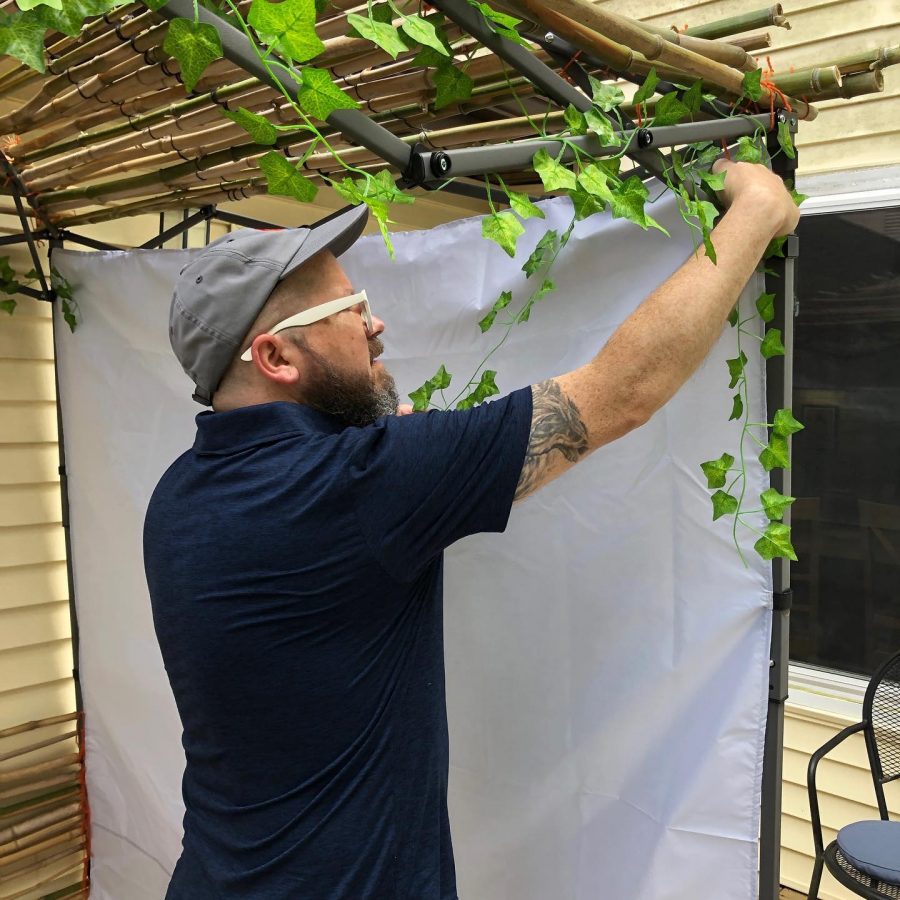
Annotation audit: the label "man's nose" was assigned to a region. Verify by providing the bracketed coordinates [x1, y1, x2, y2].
[368, 314, 385, 337]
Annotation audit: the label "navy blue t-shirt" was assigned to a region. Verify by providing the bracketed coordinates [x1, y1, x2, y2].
[143, 389, 532, 900]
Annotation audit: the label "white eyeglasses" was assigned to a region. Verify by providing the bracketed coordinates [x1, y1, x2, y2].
[240, 290, 372, 362]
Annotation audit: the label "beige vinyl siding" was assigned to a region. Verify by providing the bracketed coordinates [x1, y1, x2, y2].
[781, 703, 900, 899]
[609, 0, 900, 174]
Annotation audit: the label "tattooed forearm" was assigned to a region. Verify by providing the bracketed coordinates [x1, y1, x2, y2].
[515, 379, 589, 501]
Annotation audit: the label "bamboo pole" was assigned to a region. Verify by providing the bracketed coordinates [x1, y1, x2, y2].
[0, 732, 78, 764]
[0, 858, 84, 900]
[0, 772, 80, 805]
[0, 826, 83, 867]
[0, 840, 83, 881]
[16, 77, 263, 164]
[683, 6, 789, 41]
[823, 45, 899, 75]
[0, 715, 78, 742]
[526, 0, 755, 99]
[619, 16, 757, 71]
[0, 755, 80, 787]
[813, 69, 884, 101]
[0, 813, 83, 858]
[771, 65, 842, 98]
[0, 803, 81, 847]
[725, 33, 771, 53]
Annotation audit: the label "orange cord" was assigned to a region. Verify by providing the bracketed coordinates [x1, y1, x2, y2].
[77, 711, 93, 894]
[759, 54, 793, 131]
[559, 49, 583, 85]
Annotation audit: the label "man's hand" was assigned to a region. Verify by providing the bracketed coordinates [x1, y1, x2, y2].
[712, 159, 800, 239]
[396, 403, 414, 416]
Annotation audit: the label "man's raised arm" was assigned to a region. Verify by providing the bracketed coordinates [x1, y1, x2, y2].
[514, 160, 801, 503]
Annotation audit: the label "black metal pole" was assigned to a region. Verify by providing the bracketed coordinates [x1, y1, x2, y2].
[758, 108, 799, 900]
[157, 1, 413, 172]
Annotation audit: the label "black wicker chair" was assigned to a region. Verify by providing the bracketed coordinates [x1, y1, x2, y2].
[806, 648, 900, 899]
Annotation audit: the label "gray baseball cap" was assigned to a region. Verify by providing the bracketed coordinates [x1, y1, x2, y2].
[170, 203, 369, 405]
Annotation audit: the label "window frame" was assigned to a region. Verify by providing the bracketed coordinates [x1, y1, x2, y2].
[787, 173, 900, 717]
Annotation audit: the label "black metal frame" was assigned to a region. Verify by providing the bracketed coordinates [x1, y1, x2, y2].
[5, 3, 801, 898]
[806, 647, 900, 899]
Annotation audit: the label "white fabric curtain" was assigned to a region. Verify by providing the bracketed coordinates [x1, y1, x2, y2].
[53, 193, 771, 900]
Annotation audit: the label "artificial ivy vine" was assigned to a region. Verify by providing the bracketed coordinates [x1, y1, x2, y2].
[0, 0, 804, 561]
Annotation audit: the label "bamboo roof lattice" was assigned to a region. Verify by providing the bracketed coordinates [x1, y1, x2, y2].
[0, 0, 895, 232]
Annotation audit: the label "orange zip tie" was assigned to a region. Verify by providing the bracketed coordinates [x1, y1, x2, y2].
[720, 138, 731, 160]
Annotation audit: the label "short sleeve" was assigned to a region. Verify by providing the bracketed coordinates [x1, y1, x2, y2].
[349, 387, 533, 581]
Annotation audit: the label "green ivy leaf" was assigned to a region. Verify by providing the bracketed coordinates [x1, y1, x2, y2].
[564, 104, 587, 136]
[522, 228, 558, 277]
[248, 0, 324, 62]
[478, 289, 512, 332]
[701, 452, 734, 489]
[16, 0, 62, 9]
[760, 487, 796, 521]
[727, 306, 739, 327]
[733, 135, 764, 164]
[632, 67, 659, 106]
[399, 13, 449, 57]
[755, 291, 775, 323]
[759, 434, 790, 471]
[772, 408, 804, 437]
[727, 351, 748, 388]
[534, 278, 554, 301]
[765, 235, 788, 259]
[532, 149, 577, 192]
[589, 76, 624, 111]
[456, 369, 499, 409]
[576, 163, 614, 205]
[760, 327, 785, 359]
[508, 191, 544, 220]
[346, 11, 407, 58]
[222, 107, 278, 144]
[790, 186, 808, 207]
[610, 176, 669, 235]
[346, 0, 393, 35]
[0, 11, 48, 72]
[741, 68, 764, 102]
[258, 151, 318, 202]
[702, 230, 717, 264]
[409, 363, 452, 410]
[754, 522, 798, 561]
[0, 298, 16, 315]
[693, 142, 721, 168]
[652, 91, 690, 126]
[433, 62, 473, 109]
[729, 393, 743, 421]
[777, 119, 796, 160]
[468, 0, 520, 28]
[482, 211, 525, 258]
[568, 186, 605, 221]
[698, 168, 726, 192]
[163, 18, 223, 93]
[583, 108, 620, 146]
[711, 489, 739, 520]
[297, 67, 359, 120]
[691, 198, 719, 231]
[680, 80, 703, 115]
[50, 267, 72, 301]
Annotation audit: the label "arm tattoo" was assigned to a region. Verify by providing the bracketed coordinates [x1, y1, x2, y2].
[515, 379, 589, 501]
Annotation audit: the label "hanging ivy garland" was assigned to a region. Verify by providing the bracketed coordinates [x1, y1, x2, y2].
[0, 0, 805, 561]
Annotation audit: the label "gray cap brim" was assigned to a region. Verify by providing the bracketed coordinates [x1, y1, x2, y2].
[283, 203, 369, 278]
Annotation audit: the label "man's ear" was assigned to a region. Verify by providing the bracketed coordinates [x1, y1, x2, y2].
[247, 333, 303, 388]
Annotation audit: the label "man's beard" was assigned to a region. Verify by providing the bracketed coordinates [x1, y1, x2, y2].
[295, 336, 399, 428]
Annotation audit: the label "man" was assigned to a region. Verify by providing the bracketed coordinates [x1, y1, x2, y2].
[144, 159, 799, 899]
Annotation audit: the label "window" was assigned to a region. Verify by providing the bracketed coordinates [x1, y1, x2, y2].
[790, 202, 900, 677]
